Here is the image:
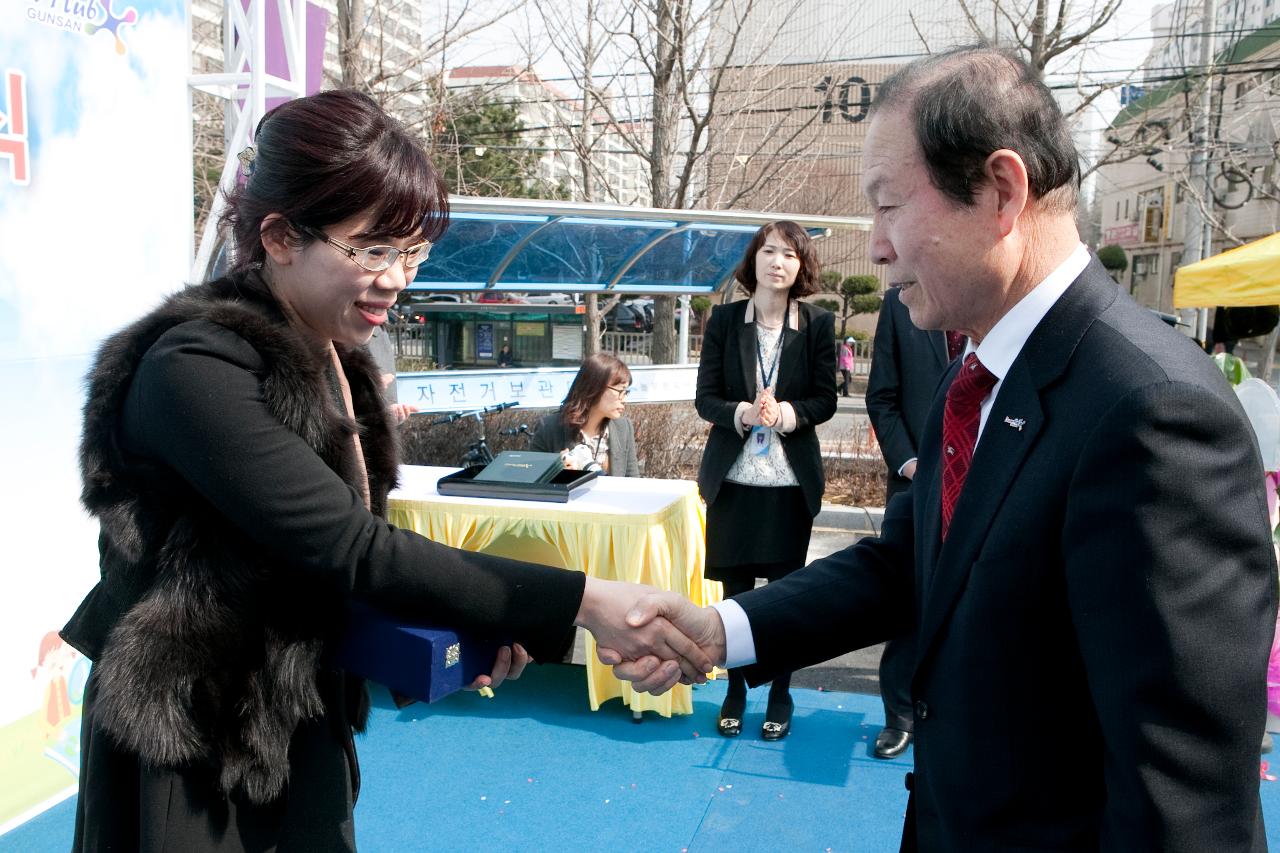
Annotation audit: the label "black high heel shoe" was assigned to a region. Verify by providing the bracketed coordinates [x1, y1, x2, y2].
[718, 694, 746, 738]
[761, 699, 793, 741]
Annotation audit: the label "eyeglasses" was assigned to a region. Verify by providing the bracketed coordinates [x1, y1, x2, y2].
[295, 223, 432, 272]
[608, 385, 631, 399]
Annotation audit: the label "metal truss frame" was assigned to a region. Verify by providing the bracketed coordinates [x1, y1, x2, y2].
[188, 0, 309, 281]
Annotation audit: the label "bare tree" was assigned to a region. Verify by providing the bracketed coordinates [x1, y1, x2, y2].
[957, 0, 1123, 76]
[533, 0, 854, 362]
[332, 0, 530, 134]
[536, 0, 630, 354]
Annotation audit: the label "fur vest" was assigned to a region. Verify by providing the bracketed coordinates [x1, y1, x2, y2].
[74, 273, 399, 804]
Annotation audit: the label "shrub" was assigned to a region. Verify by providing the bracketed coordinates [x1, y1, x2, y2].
[1097, 244, 1128, 272]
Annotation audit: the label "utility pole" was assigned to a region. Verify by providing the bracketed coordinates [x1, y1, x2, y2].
[1178, 0, 1216, 341]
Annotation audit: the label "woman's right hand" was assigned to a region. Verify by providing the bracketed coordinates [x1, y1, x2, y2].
[757, 388, 780, 427]
[467, 644, 530, 692]
[744, 389, 776, 427]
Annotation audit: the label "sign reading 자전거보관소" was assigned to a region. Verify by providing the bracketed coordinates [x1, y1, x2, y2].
[396, 364, 699, 414]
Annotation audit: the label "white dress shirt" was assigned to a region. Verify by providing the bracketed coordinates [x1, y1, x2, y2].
[712, 244, 1093, 667]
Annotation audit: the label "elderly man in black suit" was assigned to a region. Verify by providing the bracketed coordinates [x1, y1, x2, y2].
[605, 45, 1276, 851]
[865, 286, 960, 758]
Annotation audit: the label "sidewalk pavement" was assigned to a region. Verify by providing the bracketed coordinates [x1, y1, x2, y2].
[815, 503, 884, 535]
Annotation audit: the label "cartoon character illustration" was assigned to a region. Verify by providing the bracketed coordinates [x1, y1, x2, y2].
[31, 631, 84, 774]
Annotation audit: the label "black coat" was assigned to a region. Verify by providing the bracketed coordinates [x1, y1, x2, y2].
[736, 261, 1276, 851]
[63, 274, 584, 851]
[865, 286, 952, 501]
[695, 299, 837, 517]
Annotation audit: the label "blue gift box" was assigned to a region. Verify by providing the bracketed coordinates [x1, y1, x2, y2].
[336, 601, 505, 704]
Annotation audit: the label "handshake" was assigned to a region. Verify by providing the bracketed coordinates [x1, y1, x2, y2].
[574, 577, 729, 695]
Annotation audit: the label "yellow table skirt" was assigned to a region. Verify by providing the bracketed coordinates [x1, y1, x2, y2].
[387, 466, 721, 717]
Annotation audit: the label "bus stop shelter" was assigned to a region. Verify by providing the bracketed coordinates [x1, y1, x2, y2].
[411, 197, 869, 296]
[400, 198, 869, 369]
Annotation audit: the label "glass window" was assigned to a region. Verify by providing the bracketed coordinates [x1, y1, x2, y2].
[618, 226, 758, 290]
[407, 210, 830, 295]
[411, 213, 549, 289]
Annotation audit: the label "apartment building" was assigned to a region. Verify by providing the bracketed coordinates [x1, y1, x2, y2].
[1095, 11, 1280, 312]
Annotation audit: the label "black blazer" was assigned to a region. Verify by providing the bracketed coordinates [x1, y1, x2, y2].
[695, 299, 837, 517]
[736, 261, 1276, 850]
[865, 287, 952, 499]
[528, 411, 640, 477]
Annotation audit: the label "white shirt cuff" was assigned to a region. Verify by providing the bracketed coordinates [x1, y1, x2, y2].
[710, 599, 757, 668]
[733, 402, 752, 437]
[897, 457, 918, 477]
[774, 402, 797, 434]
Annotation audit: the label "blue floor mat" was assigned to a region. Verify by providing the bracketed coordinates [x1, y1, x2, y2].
[5, 663, 1279, 852]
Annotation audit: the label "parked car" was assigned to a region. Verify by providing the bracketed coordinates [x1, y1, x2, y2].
[524, 292, 573, 305]
[476, 291, 524, 304]
[604, 301, 647, 332]
[398, 293, 462, 323]
[625, 298, 654, 332]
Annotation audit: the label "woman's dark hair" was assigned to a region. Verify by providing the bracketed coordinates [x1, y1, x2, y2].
[561, 353, 631, 437]
[872, 45, 1080, 213]
[219, 89, 450, 273]
[733, 221, 821, 299]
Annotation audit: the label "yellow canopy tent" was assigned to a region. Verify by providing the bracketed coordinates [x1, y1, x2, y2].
[1173, 231, 1280, 308]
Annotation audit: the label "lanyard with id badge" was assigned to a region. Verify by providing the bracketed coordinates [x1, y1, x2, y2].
[751, 329, 782, 455]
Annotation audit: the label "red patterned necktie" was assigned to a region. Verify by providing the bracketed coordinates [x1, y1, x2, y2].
[945, 330, 965, 361]
[940, 353, 997, 541]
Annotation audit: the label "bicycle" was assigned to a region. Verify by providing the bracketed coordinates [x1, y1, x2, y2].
[423, 401, 521, 468]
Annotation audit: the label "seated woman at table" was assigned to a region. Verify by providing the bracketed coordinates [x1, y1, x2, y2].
[529, 353, 641, 476]
[60, 90, 705, 853]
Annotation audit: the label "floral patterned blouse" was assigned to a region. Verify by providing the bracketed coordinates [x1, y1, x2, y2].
[725, 323, 799, 487]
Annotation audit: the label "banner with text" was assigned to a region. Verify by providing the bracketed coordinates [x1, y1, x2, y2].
[0, 0, 190, 833]
[397, 364, 700, 413]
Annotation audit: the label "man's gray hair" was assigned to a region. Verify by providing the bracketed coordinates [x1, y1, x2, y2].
[873, 45, 1080, 214]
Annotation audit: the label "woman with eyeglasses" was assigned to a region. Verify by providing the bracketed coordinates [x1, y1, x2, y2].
[695, 221, 837, 743]
[529, 353, 641, 476]
[61, 90, 708, 853]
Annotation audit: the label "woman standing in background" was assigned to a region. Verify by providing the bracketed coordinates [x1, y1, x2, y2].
[694, 221, 837, 742]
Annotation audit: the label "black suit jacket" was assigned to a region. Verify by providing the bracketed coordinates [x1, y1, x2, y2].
[866, 287, 952, 500]
[737, 260, 1276, 851]
[695, 299, 837, 517]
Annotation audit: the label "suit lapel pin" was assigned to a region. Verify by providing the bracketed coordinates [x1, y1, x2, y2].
[1004, 416, 1025, 431]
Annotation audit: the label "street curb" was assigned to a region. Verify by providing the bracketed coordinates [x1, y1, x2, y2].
[815, 503, 885, 534]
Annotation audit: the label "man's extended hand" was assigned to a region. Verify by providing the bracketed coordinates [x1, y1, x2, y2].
[597, 592, 728, 695]
[575, 578, 713, 685]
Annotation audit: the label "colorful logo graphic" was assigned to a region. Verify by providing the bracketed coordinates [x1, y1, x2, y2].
[83, 0, 138, 55]
[24, 0, 139, 55]
[0, 70, 29, 186]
